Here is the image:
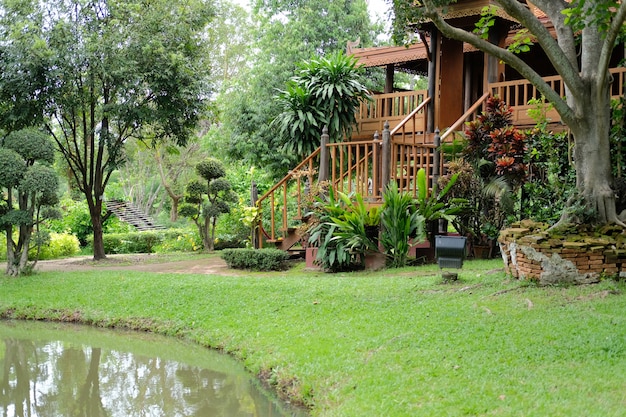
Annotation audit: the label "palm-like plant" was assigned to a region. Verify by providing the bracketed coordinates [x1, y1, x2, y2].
[274, 51, 371, 159]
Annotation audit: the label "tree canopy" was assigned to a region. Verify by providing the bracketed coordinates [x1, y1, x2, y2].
[0, 0, 214, 259]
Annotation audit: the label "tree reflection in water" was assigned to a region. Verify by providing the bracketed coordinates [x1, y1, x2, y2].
[0, 321, 306, 417]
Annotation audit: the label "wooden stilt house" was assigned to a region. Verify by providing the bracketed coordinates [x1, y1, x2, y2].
[254, 1, 626, 254]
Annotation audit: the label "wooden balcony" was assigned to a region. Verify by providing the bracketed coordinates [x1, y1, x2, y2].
[355, 90, 427, 140]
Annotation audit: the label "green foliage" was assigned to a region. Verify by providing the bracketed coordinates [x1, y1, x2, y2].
[522, 98, 575, 223]
[273, 83, 325, 157]
[220, 248, 289, 271]
[154, 228, 202, 253]
[197, 159, 226, 181]
[274, 51, 371, 158]
[99, 230, 197, 255]
[223, 0, 379, 177]
[0, 148, 25, 189]
[415, 168, 467, 223]
[32, 232, 80, 260]
[48, 197, 94, 246]
[4, 128, 55, 164]
[307, 188, 367, 272]
[610, 97, 626, 178]
[380, 182, 425, 268]
[473, 5, 497, 40]
[0, 0, 214, 259]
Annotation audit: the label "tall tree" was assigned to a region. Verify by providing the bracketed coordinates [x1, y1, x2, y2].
[392, 0, 626, 225]
[222, 0, 381, 178]
[0, 0, 213, 259]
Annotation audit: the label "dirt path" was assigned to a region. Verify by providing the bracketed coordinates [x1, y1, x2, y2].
[27, 254, 241, 275]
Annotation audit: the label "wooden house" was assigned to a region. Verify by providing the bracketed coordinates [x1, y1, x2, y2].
[254, 0, 626, 254]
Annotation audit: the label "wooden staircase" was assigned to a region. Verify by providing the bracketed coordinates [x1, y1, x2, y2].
[105, 199, 166, 231]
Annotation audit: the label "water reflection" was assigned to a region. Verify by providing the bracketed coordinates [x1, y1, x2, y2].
[0, 321, 307, 417]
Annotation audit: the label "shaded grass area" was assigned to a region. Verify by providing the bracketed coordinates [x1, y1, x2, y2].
[1, 259, 625, 416]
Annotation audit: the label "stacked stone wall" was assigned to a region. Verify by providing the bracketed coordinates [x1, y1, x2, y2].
[499, 221, 626, 285]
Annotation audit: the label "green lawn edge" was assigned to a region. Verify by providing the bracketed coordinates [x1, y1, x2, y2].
[1, 259, 625, 416]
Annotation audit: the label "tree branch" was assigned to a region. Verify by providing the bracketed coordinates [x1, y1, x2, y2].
[495, 0, 584, 99]
[422, 1, 576, 123]
[598, 2, 626, 91]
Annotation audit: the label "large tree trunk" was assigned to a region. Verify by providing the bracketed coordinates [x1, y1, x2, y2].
[563, 78, 622, 225]
[89, 203, 106, 261]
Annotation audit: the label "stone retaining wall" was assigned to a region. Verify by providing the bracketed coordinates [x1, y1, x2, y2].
[499, 221, 626, 285]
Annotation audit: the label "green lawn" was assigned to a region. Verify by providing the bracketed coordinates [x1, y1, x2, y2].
[1, 258, 625, 416]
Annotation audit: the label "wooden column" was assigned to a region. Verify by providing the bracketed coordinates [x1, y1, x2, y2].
[437, 36, 464, 129]
[385, 64, 394, 117]
[427, 27, 438, 133]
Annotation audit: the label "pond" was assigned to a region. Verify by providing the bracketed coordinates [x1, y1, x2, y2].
[0, 320, 308, 417]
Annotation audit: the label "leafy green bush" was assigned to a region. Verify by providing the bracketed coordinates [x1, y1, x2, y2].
[34, 232, 80, 260]
[99, 229, 207, 254]
[154, 228, 202, 253]
[380, 182, 425, 268]
[220, 248, 289, 271]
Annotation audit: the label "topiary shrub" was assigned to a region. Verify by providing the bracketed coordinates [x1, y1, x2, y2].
[221, 248, 289, 271]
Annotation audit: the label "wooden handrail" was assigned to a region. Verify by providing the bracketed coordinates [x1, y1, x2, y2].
[390, 97, 431, 136]
[440, 91, 490, 142]
[256, 147, 321, 204]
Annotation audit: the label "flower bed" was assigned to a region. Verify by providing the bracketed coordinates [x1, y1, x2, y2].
[499, 221, 626, 285]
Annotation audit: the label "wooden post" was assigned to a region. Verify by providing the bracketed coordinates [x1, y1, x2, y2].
[319, 126, 329, 183]
[433, 129, 441, 192]
[250, 181, 259, 249]
[381, 121, 391, 192]
[427, 27, 438, 133]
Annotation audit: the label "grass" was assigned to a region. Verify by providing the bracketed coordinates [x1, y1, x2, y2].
[1, 258, 625, 416]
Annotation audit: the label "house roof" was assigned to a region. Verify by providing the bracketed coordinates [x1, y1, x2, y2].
[349, 1, 554, 72]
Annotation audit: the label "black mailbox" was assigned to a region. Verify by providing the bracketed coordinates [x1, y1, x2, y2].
[435, 235, 467, 269]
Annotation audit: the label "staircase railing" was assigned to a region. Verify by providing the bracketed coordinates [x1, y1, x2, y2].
[255, 148, 320, 248]
[440, 91, 491, 142]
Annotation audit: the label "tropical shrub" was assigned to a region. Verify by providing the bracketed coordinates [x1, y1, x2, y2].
[380, 182, 425, 268]
[274, 51, 371, 158]
[307, 188, 370, 272]
[522, 98, 575, 223]
[154, 228, 202, 253]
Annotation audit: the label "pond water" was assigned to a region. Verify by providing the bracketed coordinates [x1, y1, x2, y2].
[0, 320, 307, 417]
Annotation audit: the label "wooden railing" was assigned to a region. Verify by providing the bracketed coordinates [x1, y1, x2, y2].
[328, 138, 382, 201]
[440, 91, 491, 143]
[490, 67, 626, 126]
[356, 90, 427, 138]
[255, 148, 320, 247]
